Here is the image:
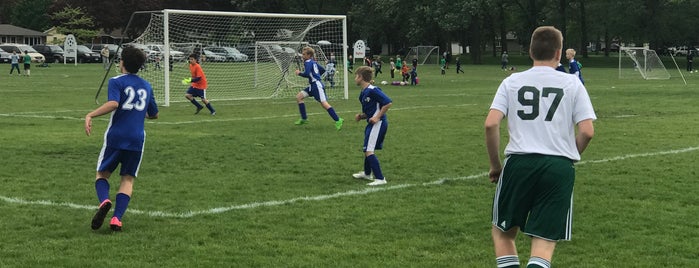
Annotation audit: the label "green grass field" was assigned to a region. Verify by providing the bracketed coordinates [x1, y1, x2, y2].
[1, 58, 698, 267]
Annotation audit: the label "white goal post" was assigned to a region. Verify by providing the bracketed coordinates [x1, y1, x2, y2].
[619, 47, 670, 80]
[404, 46, 440, 65]
[131, 9, 348, 106]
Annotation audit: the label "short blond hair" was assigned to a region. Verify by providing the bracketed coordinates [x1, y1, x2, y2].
[355, 66, 373, 83]
[302, 46, 315, 57]
[566, 48, 576, 57]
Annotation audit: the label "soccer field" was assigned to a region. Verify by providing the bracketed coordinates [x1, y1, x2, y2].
[1, 61, 698, 267]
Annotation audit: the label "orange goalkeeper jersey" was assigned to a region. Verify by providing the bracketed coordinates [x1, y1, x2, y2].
[189, 62, 208, 90]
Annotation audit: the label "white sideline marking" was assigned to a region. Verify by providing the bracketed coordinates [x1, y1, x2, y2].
[1, 146, 698, 218]
[0, 104, 469, 125]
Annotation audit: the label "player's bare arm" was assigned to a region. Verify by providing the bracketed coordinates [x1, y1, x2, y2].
[576, 119, 595, 154]
[369, 102, 392, 124]
[85, 101, 119, 136]
[484, 109, 505, 183]
[355, 113, 367, 121]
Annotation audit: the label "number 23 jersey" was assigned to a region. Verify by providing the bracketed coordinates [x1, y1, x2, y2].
[105, 73, 159, 151]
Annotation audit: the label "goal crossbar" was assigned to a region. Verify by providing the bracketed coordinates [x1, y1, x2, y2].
[132, 9, 348, 106]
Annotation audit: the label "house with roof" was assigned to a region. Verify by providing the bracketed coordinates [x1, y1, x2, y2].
[0, 24, 46, 45]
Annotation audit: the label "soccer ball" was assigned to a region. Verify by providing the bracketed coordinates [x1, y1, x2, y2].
[399, 81, 406, 86]
[380, 80, 388, 85]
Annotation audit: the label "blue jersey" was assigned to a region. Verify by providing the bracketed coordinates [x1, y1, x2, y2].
[299, 59, 326, 86]
[105, 74, 159, 151]
[359, 85, 392, 122]
[569, 59, 584, 84]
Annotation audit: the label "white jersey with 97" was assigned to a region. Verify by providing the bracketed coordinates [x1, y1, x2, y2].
[490, 66, 596, 161]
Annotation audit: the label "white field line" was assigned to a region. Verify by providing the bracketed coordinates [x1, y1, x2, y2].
[0, 104, 466, 125]
[1, 146, 697, 218]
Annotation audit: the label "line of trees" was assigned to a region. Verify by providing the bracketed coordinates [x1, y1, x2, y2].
[1, 0, 698, 63]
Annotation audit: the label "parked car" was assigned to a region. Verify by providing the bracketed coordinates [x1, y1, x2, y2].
[0, 43, 45, 63]
[89, 44, 120, 57]
[0, 47, 11, 63]
[201, 49, 226, 62]
[124, 43, 159, 61]
[204, 46, 248, 62]
[146, 44, 185, 61]
[33, 44, 72, 63]
[69, 45, 101, 63]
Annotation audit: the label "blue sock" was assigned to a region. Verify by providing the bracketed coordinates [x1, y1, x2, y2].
[326, 107, 340, 121]
[113, 193, 131, 220]
[366, 154, 384, 180]
[190, 99, 203, 109]
[298, 103, 307, 120]
[95, 178, 110, 203]
[363, 156, 371, 175]
[206, 103, 215, 113]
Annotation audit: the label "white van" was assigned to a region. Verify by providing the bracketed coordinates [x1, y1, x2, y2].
[0, 43, 45, 63]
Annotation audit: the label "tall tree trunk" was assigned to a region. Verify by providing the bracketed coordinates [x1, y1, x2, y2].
[559, 0, 567, 48]
[469, 14, 482, 64]
[579, 0, 588, 58]
[498, 2, 507, 55]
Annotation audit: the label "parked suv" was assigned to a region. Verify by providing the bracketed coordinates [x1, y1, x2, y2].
[146, 44, 185, 61]
[33, 44, 71, 63]
[0, 43, 45, 63]
[89, 44, 119, 57]
[0, 47, 11, 63]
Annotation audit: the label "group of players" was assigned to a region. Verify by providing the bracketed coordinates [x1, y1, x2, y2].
[83, 45, 394, 232]
[83, 26, 596, 268]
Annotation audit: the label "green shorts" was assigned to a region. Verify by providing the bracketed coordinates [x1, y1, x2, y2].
[492, 154, 575, 241]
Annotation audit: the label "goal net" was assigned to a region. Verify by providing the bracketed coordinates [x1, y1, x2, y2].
[404, 46, 440, 65]
[619, 47, 670, 80]
[129, 9, 348, 106]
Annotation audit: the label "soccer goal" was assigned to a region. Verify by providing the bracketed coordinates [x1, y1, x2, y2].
[404, 46, 440, 65]
[129, 9, 348, 106]
[253, 41, 331, 97]
[619, 47, 670, 80]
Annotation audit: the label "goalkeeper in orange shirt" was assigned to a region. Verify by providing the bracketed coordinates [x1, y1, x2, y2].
[184, 53, 216, 115]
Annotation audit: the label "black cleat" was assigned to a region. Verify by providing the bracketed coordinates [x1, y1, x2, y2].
[91, 199, 112, 230]
[195, 106, 204, 114]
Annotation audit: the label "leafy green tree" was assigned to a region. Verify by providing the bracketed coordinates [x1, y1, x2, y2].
[51, 6, 98, 44]
[8, 0, 51, 31]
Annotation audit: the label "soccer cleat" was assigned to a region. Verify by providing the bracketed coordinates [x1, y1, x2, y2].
[294, 119, 308, 125]
[109, 217, 122, 232]
[335, 118, 344, 131]
[195, 106, 203, 114]
[352, 171, 373, 181]
[211, 111, 216, 116]
[367, 179, 387, 186]
[91, 199, 112, 230]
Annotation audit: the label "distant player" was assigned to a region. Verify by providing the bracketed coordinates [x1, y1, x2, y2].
[324, 60, 336, 88]
[85, 46, 159, 232]
[566, 48, 584, 84]
[485, 26, 595, 268]
[294, 46, 344, 130]
[185, 53, 216, 115]
[22, 50, 31, 76]
[352, 66, 393, 186]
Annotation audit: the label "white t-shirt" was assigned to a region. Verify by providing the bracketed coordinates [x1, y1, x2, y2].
[490, 66, 596, 161]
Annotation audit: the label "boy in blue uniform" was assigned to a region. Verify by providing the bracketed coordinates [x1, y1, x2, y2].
[294, 46, 344, 130]
[85, 46, 159, 232]
[352, 66, 393, 186]
[566, 48, 584, 84]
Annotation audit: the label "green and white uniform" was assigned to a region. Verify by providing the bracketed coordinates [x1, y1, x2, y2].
[489, 66, 596, 241]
